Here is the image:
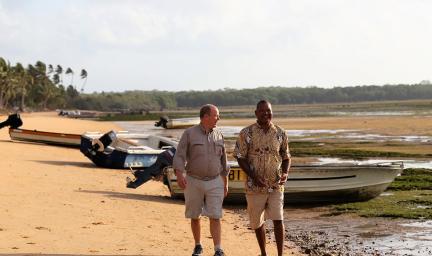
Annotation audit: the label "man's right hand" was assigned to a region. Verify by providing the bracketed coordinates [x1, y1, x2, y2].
[175, 169, 187, 189]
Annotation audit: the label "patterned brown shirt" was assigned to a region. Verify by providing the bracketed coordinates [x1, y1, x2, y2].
[233, 122, 290, 193]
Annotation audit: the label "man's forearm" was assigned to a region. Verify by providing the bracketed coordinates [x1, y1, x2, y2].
[222, 175, 228, 187]
[281, 159, 290, 174]
[236, 157, 255, 178]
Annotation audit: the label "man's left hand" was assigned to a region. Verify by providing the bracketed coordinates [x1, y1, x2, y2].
[279, 172, 288, 185]
[224, 185, 228, 197]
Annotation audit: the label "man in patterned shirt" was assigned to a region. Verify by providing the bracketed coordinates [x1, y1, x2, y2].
[233, 100, 291, 256]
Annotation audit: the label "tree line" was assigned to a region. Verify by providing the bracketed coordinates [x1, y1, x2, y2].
[72, 84, 432, 112]
[0, 57, 87, 111]
[1, 57, 432, 112]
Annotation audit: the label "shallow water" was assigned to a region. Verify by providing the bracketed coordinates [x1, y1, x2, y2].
[283, 208, 432, 256]
[116, 121, 432, 255]
[116, 122, 432, 143]
[328, 111, 431, 116]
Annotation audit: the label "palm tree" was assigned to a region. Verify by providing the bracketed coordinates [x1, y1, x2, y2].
[80, 69, 88, 92]
[35, 61, 56, 109]
[65, 67, 74, 87]
[52, 73, 60, 85]
[12, 63, 28, 111]
[0, 57, 13, 109]
[55, 65, 63, 85]
[48, 64, 54, 75]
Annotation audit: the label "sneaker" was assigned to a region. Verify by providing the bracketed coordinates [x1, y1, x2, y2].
[192, 244, 203, 256]
[214, 249, 225, 256]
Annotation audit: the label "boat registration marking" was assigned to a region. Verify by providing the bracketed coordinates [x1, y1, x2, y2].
[229, 168, 247, 181]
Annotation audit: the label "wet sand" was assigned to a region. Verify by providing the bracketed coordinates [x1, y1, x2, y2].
[0, 112, 302, 255]
[119, 115, 432, 256]
[220, 116, 432, 136]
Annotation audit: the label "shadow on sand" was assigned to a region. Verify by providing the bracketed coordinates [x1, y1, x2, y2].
[0, 139, 80, 149]
[33, 160, 96, 169]
[76, 189, 184, 205]
[0, 254, 154, 256]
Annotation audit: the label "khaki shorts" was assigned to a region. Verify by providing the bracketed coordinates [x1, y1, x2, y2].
[184, 175, 224, 219]
[246, 190, 284, 230]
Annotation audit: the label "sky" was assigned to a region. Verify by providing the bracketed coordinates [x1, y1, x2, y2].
[1, 0, 431, 93]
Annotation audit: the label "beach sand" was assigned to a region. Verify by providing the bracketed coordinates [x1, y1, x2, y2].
[0, 112, 302, 255]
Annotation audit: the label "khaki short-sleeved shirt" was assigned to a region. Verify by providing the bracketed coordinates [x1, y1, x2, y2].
[233, 122, 290, 193]
[173, 125, 229, 179]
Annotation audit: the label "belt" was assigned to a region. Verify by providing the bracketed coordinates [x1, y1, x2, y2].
[188, 174, 220, 181]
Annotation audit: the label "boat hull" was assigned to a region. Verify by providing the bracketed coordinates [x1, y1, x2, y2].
[155, 117, 200, 129]
[9, 128, 81, 147]
[166, 162, 403, 203]
[165, 118, 200, 129]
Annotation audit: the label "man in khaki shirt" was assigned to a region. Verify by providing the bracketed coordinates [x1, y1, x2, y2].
[173, 104, 229, 256]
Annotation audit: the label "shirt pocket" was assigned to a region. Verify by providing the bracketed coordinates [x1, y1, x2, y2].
[190, 139, 205, 158]
[214, 141, 224, 156]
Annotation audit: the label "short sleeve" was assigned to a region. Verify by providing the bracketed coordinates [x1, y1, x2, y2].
[233, 128, 249, 159]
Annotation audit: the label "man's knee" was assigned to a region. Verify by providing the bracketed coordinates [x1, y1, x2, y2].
[209, 218, 221, 223]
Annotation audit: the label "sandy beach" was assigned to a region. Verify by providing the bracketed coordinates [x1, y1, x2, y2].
[0, 112, 302, 255]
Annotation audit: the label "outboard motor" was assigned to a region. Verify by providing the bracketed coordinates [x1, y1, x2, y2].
[154, 116, 169, 129]
[91, 130, 116, 152]
[84, 130, 117, 158]
[126, 147, 176, 189]
[0, 113, 23, 129]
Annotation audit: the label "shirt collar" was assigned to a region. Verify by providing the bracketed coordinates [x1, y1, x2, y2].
[199, 123, 213, 134]
[255, 121, 275, 131]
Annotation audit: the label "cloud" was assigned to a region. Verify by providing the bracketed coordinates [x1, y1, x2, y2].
[1, 0, 432, 91]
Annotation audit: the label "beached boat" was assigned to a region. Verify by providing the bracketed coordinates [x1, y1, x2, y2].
[80, 130, 178, 169]
[165, 162, 404, 203]
[80, 130, 403, 203]
[8, 128, 82, 147]
[1, 113, 81, 147]
[154, 116, 200, 129]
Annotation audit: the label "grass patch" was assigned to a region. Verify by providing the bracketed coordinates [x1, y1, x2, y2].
[329, 168, 432, 219]
[388, 168, 432, 190]
[291, 147, 422, 158]
[330, 190, 432, 219]
[288, 140, 430, 158]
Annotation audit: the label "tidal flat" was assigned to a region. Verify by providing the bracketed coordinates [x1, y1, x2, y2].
[116, 102, 432, 255]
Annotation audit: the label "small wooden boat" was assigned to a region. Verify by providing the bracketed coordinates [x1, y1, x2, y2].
[9, 128, 82, 147]
[2, 113, 81, 147]
[154, 116, 200, 129]
[165, 161, 404, 203]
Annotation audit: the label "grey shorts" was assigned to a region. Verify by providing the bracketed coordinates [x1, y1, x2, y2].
[184, 175, 224, 219]
[246, 190, 284, 230]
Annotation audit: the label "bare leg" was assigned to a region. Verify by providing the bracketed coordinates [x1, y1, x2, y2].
[273, 220, 284, 256]
[191, 218, 201, 244]
[255, 224, 267, 256]
[209, 218, 221, 247]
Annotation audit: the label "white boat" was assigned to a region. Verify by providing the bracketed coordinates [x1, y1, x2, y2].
[8, 128, 157, 149]
[165, 161, 404, 203]
[80, 130, 178, 169]
[155, 116, 200, 129]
